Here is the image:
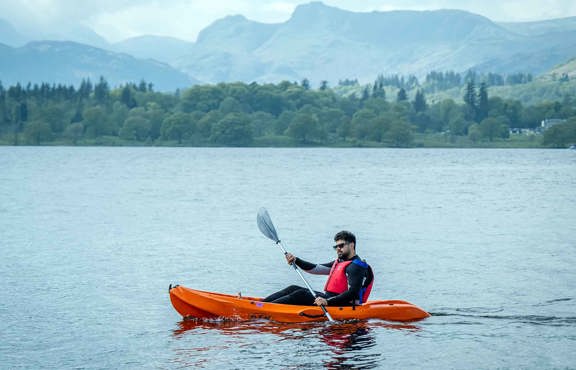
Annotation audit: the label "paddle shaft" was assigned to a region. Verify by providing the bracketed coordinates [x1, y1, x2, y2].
[276, 240, 334, 322]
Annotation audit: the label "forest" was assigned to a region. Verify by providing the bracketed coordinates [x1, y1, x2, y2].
[1, 71, 575, 148]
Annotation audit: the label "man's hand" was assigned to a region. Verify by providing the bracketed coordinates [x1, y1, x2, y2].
[285, 253, 296, 265]
[314, 297, 328, 306]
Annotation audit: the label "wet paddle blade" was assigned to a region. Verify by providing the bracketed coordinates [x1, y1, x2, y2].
[257, 207, 280, 243]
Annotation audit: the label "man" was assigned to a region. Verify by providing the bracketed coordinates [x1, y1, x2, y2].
[263, 230, 374, 307]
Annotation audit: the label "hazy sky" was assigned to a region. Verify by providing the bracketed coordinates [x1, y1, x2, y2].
[2, 0, 576, 42]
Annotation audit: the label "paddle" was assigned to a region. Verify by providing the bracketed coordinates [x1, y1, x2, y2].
[257, 207, 334, 322]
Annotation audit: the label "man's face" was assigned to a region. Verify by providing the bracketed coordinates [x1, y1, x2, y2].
[333, 239, 353, 259]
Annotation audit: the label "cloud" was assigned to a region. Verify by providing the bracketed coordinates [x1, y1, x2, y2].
[88, 0, 301, 42]
[2, 0, 576, 43]
[0, 0, 153, 35]
[365, 0, 576, 22]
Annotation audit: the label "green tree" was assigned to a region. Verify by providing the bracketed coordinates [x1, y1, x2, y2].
[396, 88, 408, 102]
[161, 112, 193, 144]
[479, 117, 509, 141]
[251, 88, 285, 116]
[542, 119, 576, 147]
[83, 106, 113, 137]
[317, 108, 346, 136]
[274, 111, 295, 135]
[413, 89, 427, 113]
[94, 77, 110, 104]
[109, 102, 129, 132]
[40, 105, 67, 133]
[249, 111, 275, 137]
[219, 97, 243, 114]
[448, 116, 469, 136]
[64, 122, 84, 145]
[351, 109, 377, 140]
[468, 123, 481, 143]
[428, 99, 460, 133]
[145, 102, 165, 140]
[120, 116, 152, 141]
[24, 120, 52, 144]
[502, 100, 523, 128]
[463, 80, 477, 121]
[210, 113, 253, 146]
[477, 82, 489, 122]
[385, 120, 413, 147]
[181, 85, 224, 113]
[120, 85, 137, 108]
[197, 111, 223, 139]
[19, 102, 28, 122]
[372, 77, 385, 99]
[412, 112, 432, 133]
[286, 111, 322, 143]
[368, 114, 393, 142]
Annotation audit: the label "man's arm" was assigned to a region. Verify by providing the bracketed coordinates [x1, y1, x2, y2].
[294, 257, 332, 275]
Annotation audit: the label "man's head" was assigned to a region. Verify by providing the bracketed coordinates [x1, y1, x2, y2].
[333, 230, 356, 259]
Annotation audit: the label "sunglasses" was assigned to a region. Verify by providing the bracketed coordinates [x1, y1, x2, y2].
[332, 242, 348, 250]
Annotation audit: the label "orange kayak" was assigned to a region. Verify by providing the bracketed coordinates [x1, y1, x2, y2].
[169, 285, 430, 323]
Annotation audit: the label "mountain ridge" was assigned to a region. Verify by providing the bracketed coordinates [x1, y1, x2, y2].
[0, 41, 195, 90]
[1, 2, 576, 87]
[174, 2, 576, 84]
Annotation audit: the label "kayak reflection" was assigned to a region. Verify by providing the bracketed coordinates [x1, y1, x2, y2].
[172, 318, 421, 368]
[173, 318, 420, 338]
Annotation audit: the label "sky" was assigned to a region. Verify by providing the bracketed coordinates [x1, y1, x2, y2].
[2, 0, 576, 43]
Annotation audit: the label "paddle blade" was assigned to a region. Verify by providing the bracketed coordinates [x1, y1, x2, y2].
[257, 207, 280, 243]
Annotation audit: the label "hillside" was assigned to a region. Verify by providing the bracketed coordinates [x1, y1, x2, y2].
[542, 58, 576, 79]
[0, 41, 196, 90]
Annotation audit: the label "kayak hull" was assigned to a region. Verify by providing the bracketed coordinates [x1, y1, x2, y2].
[169, 285, 430, 323]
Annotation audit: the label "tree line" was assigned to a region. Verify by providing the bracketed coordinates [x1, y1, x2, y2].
[1, 75, 575, 147]
[341, 70, 537, 91]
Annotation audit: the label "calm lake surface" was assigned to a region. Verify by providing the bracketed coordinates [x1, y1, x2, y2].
[1, 147, 575, 369]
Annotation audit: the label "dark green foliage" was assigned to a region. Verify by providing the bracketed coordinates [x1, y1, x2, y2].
[24, 120, 51, 144]
[94, 77, 109, 104]
[396, 88, 408, 102]
[413, 90, 427, 113]
[119, 116, 151, 141]
[210, 113, 253, 146]
[161, 112, 192, 144]
[463, 80, 477, 121]
[0, 75, 574, 147]
[542, 118, 576, 148]
[477, 83, 489, 122]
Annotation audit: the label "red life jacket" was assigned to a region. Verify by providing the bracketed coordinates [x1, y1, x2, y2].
[324, 258, 374, 304]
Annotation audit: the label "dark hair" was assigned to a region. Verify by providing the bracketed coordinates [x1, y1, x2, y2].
[334, 230, 356, 246]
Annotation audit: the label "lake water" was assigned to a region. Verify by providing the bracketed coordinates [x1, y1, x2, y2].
[1, 147, 575, 369]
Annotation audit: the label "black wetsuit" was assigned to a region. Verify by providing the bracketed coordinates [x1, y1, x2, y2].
[263, 255, 373, 306]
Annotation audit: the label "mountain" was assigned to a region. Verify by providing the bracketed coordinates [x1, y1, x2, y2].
[0, 41, 196, 91]
[112, 35, 193, 65]
[174, 15, 282, 82]
[2, 2, 576, 88]
[498, 16, 576, 36]
[0, 19, 110, 49]
[46, 24, 110, 49]
[0, 18, 26, 47]
[174, 2, 576, 84]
